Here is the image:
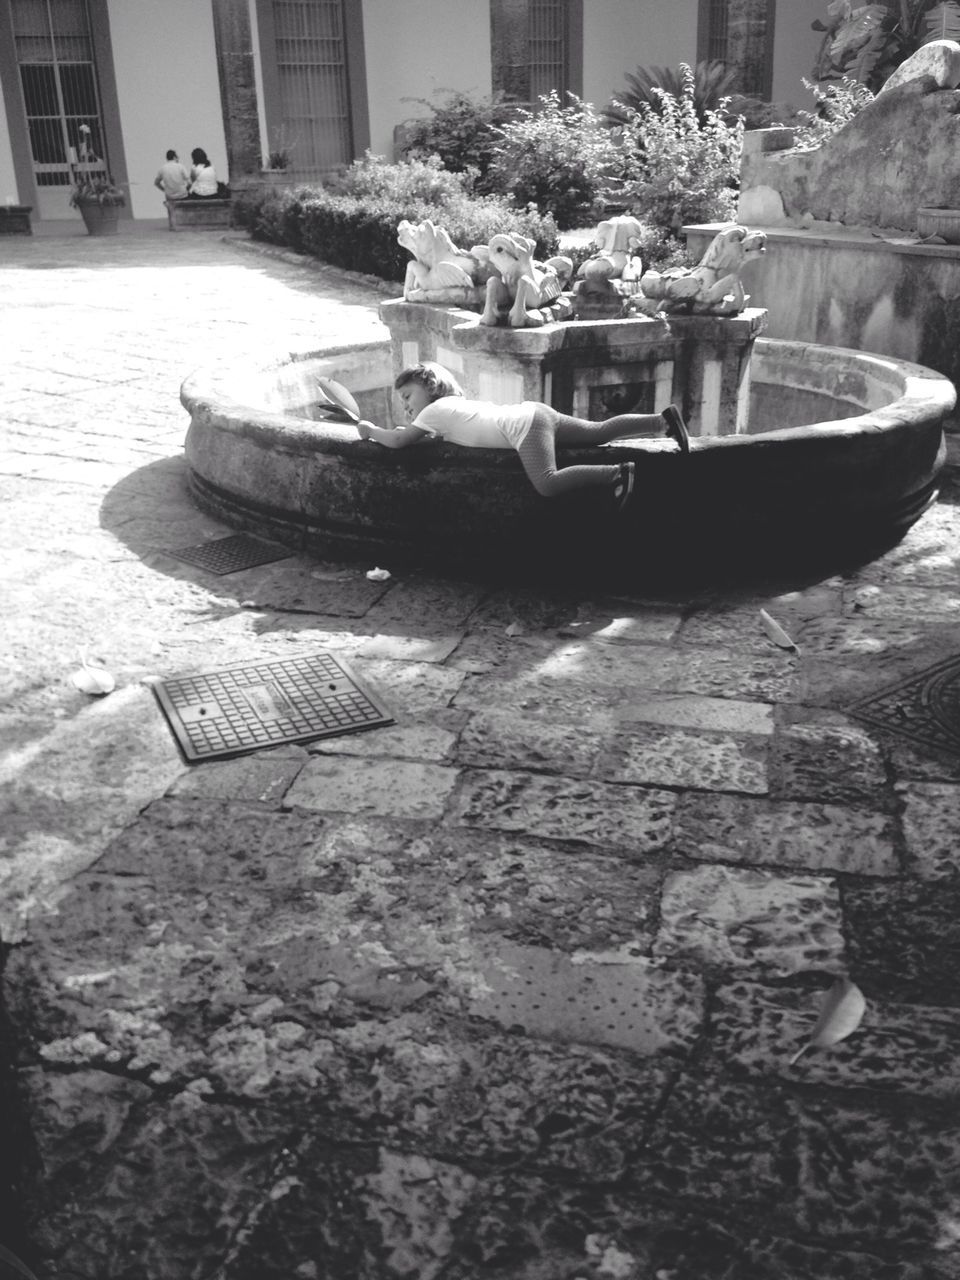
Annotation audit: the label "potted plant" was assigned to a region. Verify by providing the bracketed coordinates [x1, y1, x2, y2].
[260, 125, 295, 185]
[69, 171, 126, 235]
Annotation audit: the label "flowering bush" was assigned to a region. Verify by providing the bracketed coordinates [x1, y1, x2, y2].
[613, 64, 743, 231]
[486, 92, 624, 229]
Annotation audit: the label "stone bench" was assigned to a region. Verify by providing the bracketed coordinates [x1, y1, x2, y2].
[165, 198, 232, 231]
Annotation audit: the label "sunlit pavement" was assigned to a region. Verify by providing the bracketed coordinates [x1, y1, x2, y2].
[2, 227, 960, 1280]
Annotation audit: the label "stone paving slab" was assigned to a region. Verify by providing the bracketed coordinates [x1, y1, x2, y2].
[710, 979, 960, 1095]
[653, 864, 845, 975]
[674, 792, 899, 875]
[451, 768, 677, 853]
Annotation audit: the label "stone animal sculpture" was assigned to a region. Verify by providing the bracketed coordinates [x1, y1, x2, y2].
[479, 232, 574, 328]
[634, 223, 767, 316]
[397, 218, 487, 301]
[577, 215, 645, 281]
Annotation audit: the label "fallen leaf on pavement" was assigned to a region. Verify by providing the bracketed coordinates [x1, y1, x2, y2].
[759, 607, 799, 653]
[789, 976, 866, 1066]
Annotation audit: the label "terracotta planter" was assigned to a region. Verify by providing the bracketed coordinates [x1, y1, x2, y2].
[917, 207, 960, 244]
[77, 202, 120, 235]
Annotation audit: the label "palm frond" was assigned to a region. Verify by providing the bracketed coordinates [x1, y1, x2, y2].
[603, 60, 739, 126]
[921, 0, 960, 42]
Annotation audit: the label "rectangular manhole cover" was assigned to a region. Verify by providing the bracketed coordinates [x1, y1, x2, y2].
[848, 651, 960, 756]
[162, 534, 292, 575]
[152, 651, 395, 762]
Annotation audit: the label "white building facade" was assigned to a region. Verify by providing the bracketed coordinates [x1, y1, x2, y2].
[0, 0, 823, 227]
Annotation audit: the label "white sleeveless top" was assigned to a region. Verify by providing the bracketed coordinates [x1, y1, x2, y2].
[414, 396, 537, 449]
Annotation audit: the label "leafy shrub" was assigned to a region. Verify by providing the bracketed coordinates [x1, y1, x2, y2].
[614, 64, 743, 231]
[325, 151, 473, 204]
[791, 75, 875, 150]
[400, 91, 518, 191]
[487, 92, 624, 229]
[232, 178, 560, 283]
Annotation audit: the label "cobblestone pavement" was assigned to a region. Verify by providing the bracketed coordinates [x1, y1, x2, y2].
[2, 228, 960, 1280]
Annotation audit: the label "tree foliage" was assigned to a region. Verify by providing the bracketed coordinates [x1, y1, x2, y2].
[603, 59, 741, 126]
[612, 65, 744, 232]
[813, 0, 960, 90]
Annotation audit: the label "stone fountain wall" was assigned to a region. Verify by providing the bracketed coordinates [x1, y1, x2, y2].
[379, 299, 767, 438]
[725, 67, 960, 402]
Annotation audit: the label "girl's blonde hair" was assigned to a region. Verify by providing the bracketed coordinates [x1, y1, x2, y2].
[394, 361, 464, 401]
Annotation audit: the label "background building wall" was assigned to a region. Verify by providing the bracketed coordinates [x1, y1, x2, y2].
[770, 0, 822, 107]
[0, 84, 18, 205]
[361, 0, 492, 159]
[105, 0, 228, 219]
[582, 0, 699, 113]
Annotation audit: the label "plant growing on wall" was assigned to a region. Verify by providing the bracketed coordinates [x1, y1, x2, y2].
[813, 0, 960, 89]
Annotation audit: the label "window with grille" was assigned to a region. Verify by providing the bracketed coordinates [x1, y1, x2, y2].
[11, 0, 105, 187]
[491, 0, 582, 105]
[271, 0, 351, 171]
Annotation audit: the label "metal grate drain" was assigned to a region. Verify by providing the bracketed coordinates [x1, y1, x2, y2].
[152, 651, 394, 762]
[848, 651, 960, 756]
[161, 534, 292, 575]
[469, 941, 700, 1055]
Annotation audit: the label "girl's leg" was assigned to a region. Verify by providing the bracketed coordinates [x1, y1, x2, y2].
[516, 406, 622, 497]
[553, 411, 664, 447]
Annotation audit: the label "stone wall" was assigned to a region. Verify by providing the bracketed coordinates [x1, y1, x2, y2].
[739, 79, 960, 234]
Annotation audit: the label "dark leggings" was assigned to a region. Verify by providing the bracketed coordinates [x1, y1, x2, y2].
[516, 403, 664, 497]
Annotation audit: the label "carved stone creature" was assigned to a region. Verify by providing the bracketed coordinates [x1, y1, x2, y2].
[634, 223, 767, 316]
[577, 215, 645, 282]
[478, 232, 574, 328]
[397, 218, 488, 301]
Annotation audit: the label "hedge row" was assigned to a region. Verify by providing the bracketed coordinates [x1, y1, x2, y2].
[231, 185, 562, 283]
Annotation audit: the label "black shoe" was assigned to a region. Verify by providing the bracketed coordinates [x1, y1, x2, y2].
[662, 404, 690, 456]
[612, 460, 635, 512]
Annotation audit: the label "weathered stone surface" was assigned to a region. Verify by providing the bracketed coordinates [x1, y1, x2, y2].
[455, 709, 604, 775]
[411, 829, 662, 952]
[309, 714, 461, 763]
[654, 865, 845, 975]
[597, 723, 768, 794]
[558, 603, 683, 644]
[898, 780, 960, 878]
[451, 768, 676, 853]
[710, 979, 960, 1096]
[0, 687, 186, 943]
[674, 793, 898, 875]
[618, 691, 775, 735]
[842, 581, 960, 623]
[879, 38, 960, 94]
[284, 756, 459, 819]
[470, 940, 704, 1056]
[845, 878, 960, 1005]
[769, 718, 889, 807]
[646, 1073, 960, 1249]
[363, 577, 486, 629]
[223, 561, 389, 617]
[352, 657, 466, 714]
[165, 744, 308, 803]
[356, 632, 463, 663]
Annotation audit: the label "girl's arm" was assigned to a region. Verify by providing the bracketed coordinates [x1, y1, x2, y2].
[357, 420, 430, 449]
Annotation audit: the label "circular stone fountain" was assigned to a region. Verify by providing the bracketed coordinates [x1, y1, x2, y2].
[181, 314, 954, 584]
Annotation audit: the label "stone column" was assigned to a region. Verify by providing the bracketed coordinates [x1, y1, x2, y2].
[668, 309, 767, 436]
[211, 0, 262, 182]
